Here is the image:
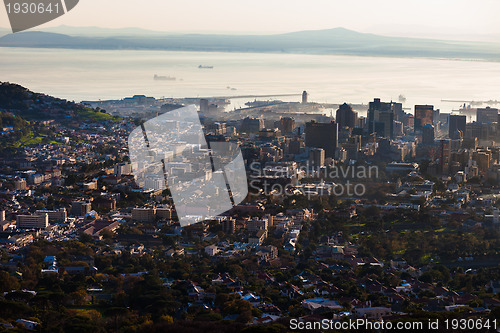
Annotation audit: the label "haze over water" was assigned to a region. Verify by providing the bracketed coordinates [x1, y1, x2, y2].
[2, 47, 500, 114]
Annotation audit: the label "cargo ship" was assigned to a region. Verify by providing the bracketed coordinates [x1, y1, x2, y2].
[154, 74, 176, 80]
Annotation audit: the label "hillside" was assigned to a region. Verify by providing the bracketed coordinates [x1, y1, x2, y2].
[0, 82, 120, 155]
[1, 27, 500, 61]
[0, 82, 117, 122]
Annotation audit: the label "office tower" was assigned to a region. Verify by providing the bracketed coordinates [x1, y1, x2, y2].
[473, 150, 492, 173]
[358, 117, 366, 129]
[368, 98, 388, 134]
[439, 139, 451, 174]
[367, 98, 396, 138]
[302, 91, 308, 104]
[422, 124, 435, 145]
[279, 117, 295, 134]
[414, 105, 434, 130]
[465, 123, 491, 140]
[392, 102, 404, 122]
[241, 117, 265, 133]
[17, 214, 49, 229]
[288, 138, 304, 155]
[433, 109, 440, 125]
[336, 103, 358, 129]
[309, 148, 325, 167]
[378, 112, 394, 138]
[341, 135, 361, 160]
[394, 121, 404, 137]
[71, 201, 92, 217]
[132, 208, 156, 222]
[477, 107, 498, 124]
[305, 120, 338, 158]
[222, 218, 236, 234]
[449, 115, 467, 139]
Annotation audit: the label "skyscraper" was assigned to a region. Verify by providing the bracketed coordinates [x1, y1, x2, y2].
[309, 148, 325, 167]
[336, 103, 358, 129]
[392, 102, 404, 121]
[279, 117, 295, 134]
[378, 112, 394, 138]
[71, 201, 91, 217]
[241, 117, 265, 133]
[439, 139, 451, 174]
[449, 115, 466, 139]
[422, 124, 435, 145]
[477, 107, 498, 124]
[414, 105, 434, 130]
[367, 98, 397, 138]
[305, 120, 338, 158]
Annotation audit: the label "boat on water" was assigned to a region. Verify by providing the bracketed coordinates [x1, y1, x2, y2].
[154, 74, 176, 81]
[198, 65, 214, 69]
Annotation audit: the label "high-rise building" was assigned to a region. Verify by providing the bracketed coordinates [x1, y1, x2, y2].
[305, 121, 338, 158]
[241, 117, 265, 133]
[114, 163, 132, 176]
[341, 135, 361, 160]
[449, 115, 467, 139]
[302, 91, 308, 104]
[473, 150, 492, 173]
[394, 121, 404, 137]
[378, 112, 394, 138]
[422, 124, 435, 145]
[367, 98, 398, 138]
[17, 214, 49, 229]
[279, 117, 295, 134]
[477, 107, 498, 124]
[288, 138, 304, 155]
[392, 102, 404, 121]
[336, 103, 358, 129]
[71, 201, 91, 217]
[248, 219, 268, 235]
[415, 105, 434, 130]
[309, 148, 325, 167]
[222, 218, 236, 234]
[132, 208, 156, 223]
[439, 139, 451, 174]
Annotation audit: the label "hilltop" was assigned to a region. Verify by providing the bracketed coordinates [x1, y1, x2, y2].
[1, 27, 499, 61]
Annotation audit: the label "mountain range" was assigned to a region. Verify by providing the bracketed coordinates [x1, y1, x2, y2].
[1, 27, 499, 61]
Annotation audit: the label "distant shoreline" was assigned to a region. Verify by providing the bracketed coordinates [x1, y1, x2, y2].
[1, 28, 499, 62]
[0, 45, 498, 63]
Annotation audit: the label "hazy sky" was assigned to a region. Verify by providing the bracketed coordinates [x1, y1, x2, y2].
[1, 0, 500, 40]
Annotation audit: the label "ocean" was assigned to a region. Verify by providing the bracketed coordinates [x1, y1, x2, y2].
[1, 47, 500, 114]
